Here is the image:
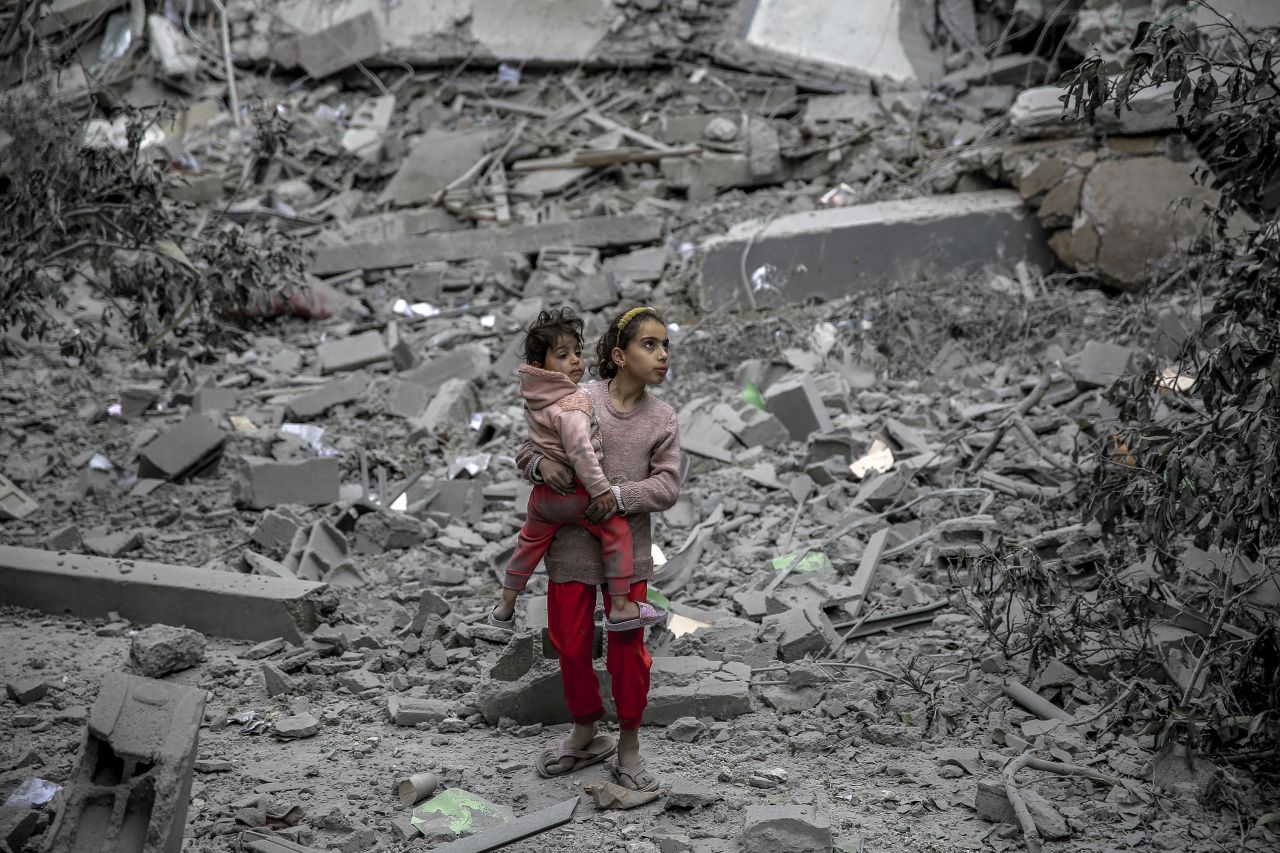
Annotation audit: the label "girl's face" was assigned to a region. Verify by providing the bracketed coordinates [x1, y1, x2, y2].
[539, 334, 585, 383]
[613, 318, 670, 385]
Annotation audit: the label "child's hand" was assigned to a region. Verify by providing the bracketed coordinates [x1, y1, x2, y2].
[538, 458, 574, 495]
[586, 490, 617, 523]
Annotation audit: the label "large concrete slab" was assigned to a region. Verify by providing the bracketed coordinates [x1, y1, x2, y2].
[698, 191, 1053, 309]
[740, 0, 945, 86]
[0, 546, 329, 643]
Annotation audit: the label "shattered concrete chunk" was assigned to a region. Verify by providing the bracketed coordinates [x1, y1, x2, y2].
[130, 624, 208, 678]
[7, 677, 49, 705]
[285, 372, 368, 420]
[232, 456, 340, 509]
[137, 414, 226, 481]
[740, 804, 833, 853]
[273, 712, 321, 739]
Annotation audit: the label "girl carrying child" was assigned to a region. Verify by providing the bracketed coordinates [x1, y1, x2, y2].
[512, 305, 680, 792]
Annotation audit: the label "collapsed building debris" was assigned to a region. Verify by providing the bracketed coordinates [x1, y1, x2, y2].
[3, 1, 1280, 852]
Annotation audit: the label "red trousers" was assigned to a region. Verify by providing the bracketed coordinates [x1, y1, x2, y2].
[548, 579, 651, 730]
[504, 483, 635, 597]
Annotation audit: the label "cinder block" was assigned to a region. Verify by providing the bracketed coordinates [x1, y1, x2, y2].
[0, 472, 38, 521]
[762, 605, 837, 662]
[386, 378, 430, 418]
[232, 455, 340, 509]
[0, 545, 329, 643]
[1073, 340, 1134, 389]
[286, 372, 367, 420]
[137, 414, 226, 481]
[407, 379, 479, 439]
[316, 330, 389, 375]
[192, 387, 240, 414]
[399, 344, 490, 394]
[763, 375, 833, 442]
[735, 406, 791, 448]
[45, 674, 205, 853]
[281, 520, 350, 582]
[251, 506, 307, 552]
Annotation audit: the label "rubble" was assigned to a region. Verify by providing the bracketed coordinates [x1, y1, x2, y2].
[3, 2, 1278, 852]
[130, 624, 208, 678]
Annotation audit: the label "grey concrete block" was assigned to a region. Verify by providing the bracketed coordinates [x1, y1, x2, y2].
[0, 545, 329, 643]
[46, 673, 204, 853]
[261, 662, 295, 698]
[130, 624, 207, 678]
[316, 330, 389, 375]
[286, 372, 368, 420]
[232, 455, 340, 509]
[7, 676, 48, 705]
[764, 375, 833, 442]
[281, 520, 350, 583]
[137, 414, 226, 481]
[273, 712, 320, 739]
[1072, 340, 1134, 389]
[192, 387, 240, 414]
[763, 605, 837, 662]
[407, 378, 479, 439]
[740, 804, 832, 853]
[387, 696, 451, 726]
[250, 506, 307, 552]
[700, 191, 1053, 309]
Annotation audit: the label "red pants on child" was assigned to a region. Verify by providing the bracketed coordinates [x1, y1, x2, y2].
[503, 483, 635, 597]
[548, 579, 651, 730]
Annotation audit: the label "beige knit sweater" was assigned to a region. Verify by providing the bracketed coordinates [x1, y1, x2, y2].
[514, 379, 681, 586]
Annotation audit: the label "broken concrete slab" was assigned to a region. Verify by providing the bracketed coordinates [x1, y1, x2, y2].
[130, 624, 208, 678]
[0, 545, 329, 643]
[316, 330, 389, 375]
[1071, 341, 1135, 389]
[975, 778, 1071, 840]
[739, 0, 945, 86]
[740, 804, 833, 853]
[232, 456, 341, 509]
[311, 215, 664, 275]
[46, 674, 204, 853]
[1010, 82, 1182, 140]
[379, 127, 509, 208]
[471, 0, 612, 61]
[762, 605, 838, 662]
[285, 372, 367, 420]
[387, 696, 452, 726]
[764, 375, 833, 442]
[286, 10, 383, 79]
[7, 677, 48, 705]
[699, 191, 1053, 309]
[137, 414, 227, 481]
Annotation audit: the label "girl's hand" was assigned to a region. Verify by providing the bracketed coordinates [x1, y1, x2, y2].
[586, 490, 617, 523]
[538, 458, 574, 495]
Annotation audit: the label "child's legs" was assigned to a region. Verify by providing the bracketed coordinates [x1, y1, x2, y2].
[503, 484, 592, 591]
[581, 514, 635, 598]
[602, 581, 652, 730]
[547, 580, 605, 725]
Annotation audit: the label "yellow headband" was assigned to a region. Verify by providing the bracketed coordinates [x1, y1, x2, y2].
[617, 306, 654, 332]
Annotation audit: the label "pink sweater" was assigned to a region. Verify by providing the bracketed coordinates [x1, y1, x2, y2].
[517, 365, 610, 497]
[515, 379, 681, 586]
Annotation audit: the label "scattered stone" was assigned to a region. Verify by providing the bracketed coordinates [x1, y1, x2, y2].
[130, 624, 208, 678]
[664, 716, 707, 743]
[6, 677, 48, 705]
[740, 804, 832, 853]
[273, 712, 321, 739]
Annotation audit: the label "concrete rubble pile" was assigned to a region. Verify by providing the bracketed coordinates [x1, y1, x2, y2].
[2, 2, 1279, 853]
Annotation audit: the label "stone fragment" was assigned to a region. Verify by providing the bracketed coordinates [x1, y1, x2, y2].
[45, 524, 83, 551]
[7, 677, 48, 705]
[137, 414, 226, 481]
[316, 330, 389, 375]
[974, 779, 1071, 839]
[664, 716, 707, 743]
[83, 529, 144, 557]
[764, 375, 833, 442]
[285, 372, 367, 420]
[242, 637, 286, 660]
[251, 506, 306, 552]
[1072, 341, 1134, 389]
[0, 805, 39, 852]
[192, 387, 240, 414]
[337, 669, 382, 694]
[407, 379, 479, 439]
[388, 696, 451, 726]
[130, 624, 207, 678]
[232, 455, 340, 509]
[46, 674, 204, 853]
[273, 712, 320, 739]
[763, 605, 837, 662]
[262, 662, 296, 698]
[740, 804, 832, 853]
[664, 778, 720, 810]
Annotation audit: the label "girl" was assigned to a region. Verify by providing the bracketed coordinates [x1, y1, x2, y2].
[514, 305, 680, 792]
[489, 308, 665, 632]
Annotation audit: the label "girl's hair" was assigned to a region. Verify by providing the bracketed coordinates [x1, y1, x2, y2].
[523, 308, 584, 365]
[592, 306, 665, 379]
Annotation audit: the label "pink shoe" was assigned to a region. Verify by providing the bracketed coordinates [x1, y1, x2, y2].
[604, 601, 667, 632]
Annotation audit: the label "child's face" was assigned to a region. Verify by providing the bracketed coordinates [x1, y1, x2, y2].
[614, 318, 670, 385]
[539, 334, 585, 383]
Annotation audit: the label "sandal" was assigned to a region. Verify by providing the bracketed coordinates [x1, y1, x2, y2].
[486, 608, 515, 632]
[611, 760, 659, 793]
[534, 734, 616, 779]
[604, 601, 667, 633]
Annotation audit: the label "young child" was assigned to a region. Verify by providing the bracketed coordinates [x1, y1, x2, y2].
[518, 304, 681, 792]
[489, 308, 667, 632]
